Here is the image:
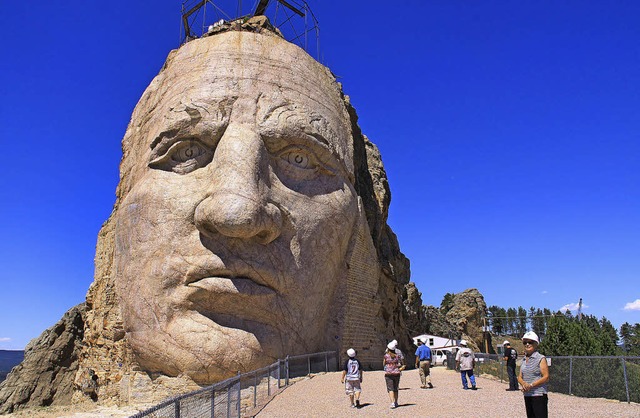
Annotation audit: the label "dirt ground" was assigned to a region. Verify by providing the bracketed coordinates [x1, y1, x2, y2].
[3, 367, 639, 417]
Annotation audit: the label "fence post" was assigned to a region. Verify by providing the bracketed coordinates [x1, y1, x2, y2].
[254, 370, 258, 408]
[621, 357, 630, 404]
[277, 359, 281, 389]
[174, 399, 181, 418]
[286, 355, 290, 386]
[226, 384, 231, 418]
[267, 364, 271, 397]
[236, 372, 241, 418]
[569, 356, 573, 395]
[325, 352, 328, 372]
[211, 387, 215, 418]
[308, 355, 311, 375]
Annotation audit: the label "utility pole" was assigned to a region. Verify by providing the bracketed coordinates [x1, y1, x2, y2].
[577, 298, 583, 321]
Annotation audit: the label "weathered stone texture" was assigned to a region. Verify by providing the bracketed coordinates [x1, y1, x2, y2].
[4, 23, 411, 409]
[76, 26, 409, 402]
[403, 282, 427, 336]
[445, 288, 487, 350]
[0, 304, 85, 413]
[403, 287, 489, 351]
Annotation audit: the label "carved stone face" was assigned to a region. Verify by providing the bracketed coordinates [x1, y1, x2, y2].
[114, 32, 358, 383]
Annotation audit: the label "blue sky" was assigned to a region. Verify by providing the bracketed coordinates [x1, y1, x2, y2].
[1, 1, 638, 350]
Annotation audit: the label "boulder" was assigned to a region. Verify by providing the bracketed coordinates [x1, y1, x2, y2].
[0, 304, 85, 413]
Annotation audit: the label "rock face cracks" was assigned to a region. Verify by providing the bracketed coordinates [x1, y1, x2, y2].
[0, 304, 85, 414]
[1, 23, 411, 410]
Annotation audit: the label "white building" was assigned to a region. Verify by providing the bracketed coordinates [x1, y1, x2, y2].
[412, 334, 458, 349]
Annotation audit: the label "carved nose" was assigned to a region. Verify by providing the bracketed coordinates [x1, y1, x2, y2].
[195, 193, 282, 244]
[194, 124, 282, 245]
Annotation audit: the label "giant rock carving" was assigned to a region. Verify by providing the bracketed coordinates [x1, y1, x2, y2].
[1, 20, 411, 410]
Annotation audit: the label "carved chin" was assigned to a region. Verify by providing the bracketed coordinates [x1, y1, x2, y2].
[127, 310, 276, 384]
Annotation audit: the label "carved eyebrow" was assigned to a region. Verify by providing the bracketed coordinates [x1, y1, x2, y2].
[258, 102, 336, 147]
[150, 99, 233, 151]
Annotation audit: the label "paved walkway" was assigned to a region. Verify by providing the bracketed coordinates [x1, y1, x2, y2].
[255, 367, 640, 417]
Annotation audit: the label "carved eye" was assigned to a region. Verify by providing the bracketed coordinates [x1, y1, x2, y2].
[149, 138, 214, 174]
[283, 149, 311, 169]
[174, 142, 207, 163]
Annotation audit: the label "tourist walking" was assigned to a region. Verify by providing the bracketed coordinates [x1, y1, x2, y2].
[503, 340, 519, 391]
[341, 348, 363, 408]
[415, 338, 433, 388]
[518, 331, 549, 418]
[383, 340, 405, 409]
[455, 340, 476, 390]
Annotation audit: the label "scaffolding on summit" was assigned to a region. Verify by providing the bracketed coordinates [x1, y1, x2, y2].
[180, 0, 320, 58]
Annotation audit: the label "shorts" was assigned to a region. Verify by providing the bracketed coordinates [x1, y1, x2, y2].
[385, 374, 400, 392]
[345, 379, 362, 395]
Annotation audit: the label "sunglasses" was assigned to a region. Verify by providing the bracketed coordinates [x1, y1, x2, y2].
[523, 340, 536, 346]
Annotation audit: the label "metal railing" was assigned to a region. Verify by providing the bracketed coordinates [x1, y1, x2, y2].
[471, 354, 640, 404]
[130, 350, 338, 418]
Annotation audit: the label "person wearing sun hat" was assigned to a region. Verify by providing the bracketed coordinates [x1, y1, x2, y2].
[455, 339, 476, 390]
[383, 340, 405, 409]
[503, 340, 519, 391]
[518, 331, 549, 417]
[341, 348, 363, 408]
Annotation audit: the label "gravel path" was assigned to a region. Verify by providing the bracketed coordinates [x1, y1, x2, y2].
[256, 367, 640, 417]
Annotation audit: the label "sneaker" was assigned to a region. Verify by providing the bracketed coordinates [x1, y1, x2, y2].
[428, 382, 434, 389]
[394, 402, 399, 408]
[463, 387, 469, 390]
[471, 386, 477, 390]
[390, 402, 396, 409]
[355, 400, 360, 408]
[351, 403, 356, 408]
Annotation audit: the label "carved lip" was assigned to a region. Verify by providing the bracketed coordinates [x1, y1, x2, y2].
[187, 276, 276, 296]
[185, 273, 279, 324]
[184, 261, 278, 292]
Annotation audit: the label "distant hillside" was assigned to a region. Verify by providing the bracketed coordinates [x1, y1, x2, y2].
[0, 350, 24, 382]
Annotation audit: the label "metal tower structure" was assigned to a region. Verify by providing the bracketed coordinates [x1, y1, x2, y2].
[180, 0, 320, 59]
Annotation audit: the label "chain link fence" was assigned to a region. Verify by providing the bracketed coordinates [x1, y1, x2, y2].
[546, 356, 640, 403]
[470, 354, 640, 404]
[130, 351, 338, 418]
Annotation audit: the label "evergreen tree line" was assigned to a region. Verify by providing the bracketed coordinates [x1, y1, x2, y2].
[482, 302, 640, 403]
[486, 304, 640, 356]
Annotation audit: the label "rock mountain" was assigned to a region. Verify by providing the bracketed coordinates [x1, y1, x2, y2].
[1, 17, 412, 413]
[0, 17, 490, 414]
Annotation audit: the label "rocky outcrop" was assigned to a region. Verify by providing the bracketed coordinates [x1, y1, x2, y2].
[403, 288, 488, 351]
[444, 288, 487, 350]
[0, 304, 85, 413]
[403, 283, 427, 336]
[422, 305, 458, 338]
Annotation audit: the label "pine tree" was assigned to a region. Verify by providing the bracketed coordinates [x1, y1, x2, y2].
[620, 322, 632, 353]
[517, 306, 528, 336]
[599, 317, 619, 355]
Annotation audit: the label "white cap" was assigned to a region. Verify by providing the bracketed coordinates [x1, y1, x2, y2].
[347, 348, 356, 358]
[459, 339, 467, 346]
[387, 341, 397, 350]
[503, 340, 510, 346]
[522, 331, 540, 344]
